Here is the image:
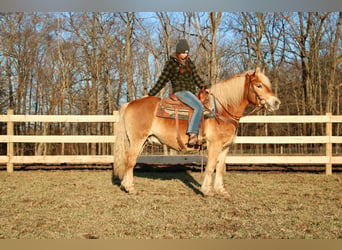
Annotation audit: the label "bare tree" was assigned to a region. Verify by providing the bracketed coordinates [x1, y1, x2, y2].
[326, 12, 342, 113]
[238, 12, 267, 69]
[209, 12, 222, 85]
[156, 12, 171, 59]
[282, 12, 331, 115]
[189, 12, 210, 81]
[1, 12, 341, 158]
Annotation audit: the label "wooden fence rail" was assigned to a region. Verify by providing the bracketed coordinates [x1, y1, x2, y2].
[1, 110, 341, 175]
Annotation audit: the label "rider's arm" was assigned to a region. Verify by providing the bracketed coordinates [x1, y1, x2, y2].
[148, 60, 172, 96]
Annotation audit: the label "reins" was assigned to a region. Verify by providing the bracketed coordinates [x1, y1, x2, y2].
[210, 73, 266, 126]
[213, 95, 263, 123]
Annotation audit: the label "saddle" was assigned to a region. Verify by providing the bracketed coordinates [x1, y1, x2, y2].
[156, 89, 215, 152]
[156, 89, 213, 120]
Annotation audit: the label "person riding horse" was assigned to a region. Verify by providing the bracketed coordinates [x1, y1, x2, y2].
[115, 66, 280, 195]
[148, 39, 209, 146]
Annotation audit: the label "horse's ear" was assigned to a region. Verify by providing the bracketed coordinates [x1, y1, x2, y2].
[254, 67, 260, 76]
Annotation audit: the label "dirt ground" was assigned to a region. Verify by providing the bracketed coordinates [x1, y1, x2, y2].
[0, 168, 341, 239]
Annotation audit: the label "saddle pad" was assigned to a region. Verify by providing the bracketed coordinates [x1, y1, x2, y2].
[156, 97, 214, 120]
[160, 96, 189, 109]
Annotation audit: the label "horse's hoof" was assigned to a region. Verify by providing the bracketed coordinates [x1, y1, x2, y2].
[201, 188, 215, 197]
[120, 185, 137, 195]
[128, 189, 137, 195]
[215, 188, 230, 199]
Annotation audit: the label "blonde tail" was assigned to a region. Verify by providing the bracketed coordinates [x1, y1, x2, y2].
[113, 103, 129, 180]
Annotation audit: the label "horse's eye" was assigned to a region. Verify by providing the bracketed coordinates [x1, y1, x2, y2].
[257, 84, 263, 89]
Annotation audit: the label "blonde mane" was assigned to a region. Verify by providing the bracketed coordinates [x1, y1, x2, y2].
[210, 69, 271, 112]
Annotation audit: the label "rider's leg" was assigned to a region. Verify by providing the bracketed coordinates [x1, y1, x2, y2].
[174, 90, 204, 145]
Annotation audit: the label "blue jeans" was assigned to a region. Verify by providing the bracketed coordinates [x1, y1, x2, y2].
[174, 91, 204, 134]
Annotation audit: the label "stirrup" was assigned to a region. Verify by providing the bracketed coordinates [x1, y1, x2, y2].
[188, 134, 198, 146]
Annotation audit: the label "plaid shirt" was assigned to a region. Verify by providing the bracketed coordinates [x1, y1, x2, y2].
[148, 55, 207, 96]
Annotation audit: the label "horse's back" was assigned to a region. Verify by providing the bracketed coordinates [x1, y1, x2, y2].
[124, 96, 160, 133]
[126, 96, 160, 114]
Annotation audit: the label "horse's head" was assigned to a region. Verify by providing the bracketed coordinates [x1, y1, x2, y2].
[245, 68, 281, 112]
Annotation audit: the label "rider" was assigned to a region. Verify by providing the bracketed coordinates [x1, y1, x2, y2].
[148, 39, 208, 146]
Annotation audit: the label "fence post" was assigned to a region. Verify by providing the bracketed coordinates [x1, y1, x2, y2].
[7, 109, 14, 173]
[326, 112, 332, 175]
[113, 110, 119, 163]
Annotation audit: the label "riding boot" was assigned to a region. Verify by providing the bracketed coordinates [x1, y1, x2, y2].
[188, 133, 198, 146]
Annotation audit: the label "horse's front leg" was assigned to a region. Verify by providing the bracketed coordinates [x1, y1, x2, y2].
[214, 146, 230, 198]
[201, 142, 221, 197]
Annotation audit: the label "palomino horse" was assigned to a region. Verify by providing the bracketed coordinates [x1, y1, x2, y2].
[113, 68, 280, 197]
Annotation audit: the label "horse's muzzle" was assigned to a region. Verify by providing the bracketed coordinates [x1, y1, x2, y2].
[266, 96, 281, 112]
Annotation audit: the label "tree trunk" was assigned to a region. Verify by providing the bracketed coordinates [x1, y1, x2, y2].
[125, 12, 134, 102]
[209, 12, 222, 85]
[326, 12, 342, 113]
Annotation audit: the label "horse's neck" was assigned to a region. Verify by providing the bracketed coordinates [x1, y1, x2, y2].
[228, 100, 249, 118]
[209, 75, 247, 115]
[210, 83, 249, 118]
[215, 98, 249, 119]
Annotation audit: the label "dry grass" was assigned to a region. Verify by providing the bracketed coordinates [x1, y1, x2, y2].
[0, 169, 342, 239]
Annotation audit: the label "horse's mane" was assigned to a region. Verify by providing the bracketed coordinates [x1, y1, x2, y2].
[210, 68, 271, 112]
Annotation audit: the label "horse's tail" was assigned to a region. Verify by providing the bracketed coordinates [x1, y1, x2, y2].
[113, 103, 129, 180]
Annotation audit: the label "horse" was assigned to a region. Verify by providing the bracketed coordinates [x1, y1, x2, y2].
[113, 68, 281, 197]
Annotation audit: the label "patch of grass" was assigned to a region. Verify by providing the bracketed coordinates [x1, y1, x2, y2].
[0, 170, 341, 239]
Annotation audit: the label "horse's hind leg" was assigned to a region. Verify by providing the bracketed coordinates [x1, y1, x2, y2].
[120, 139, 146, 194]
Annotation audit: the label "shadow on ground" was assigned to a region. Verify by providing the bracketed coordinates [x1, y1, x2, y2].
[111, 163, 203, 195]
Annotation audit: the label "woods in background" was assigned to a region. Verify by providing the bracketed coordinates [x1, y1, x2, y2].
[0, 12, 341, 156]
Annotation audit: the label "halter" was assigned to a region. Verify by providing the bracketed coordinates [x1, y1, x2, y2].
[211, 73, 267, 126]
[245, 73, 268, 109]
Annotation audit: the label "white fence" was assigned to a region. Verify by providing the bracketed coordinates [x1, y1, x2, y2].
[1, 110, 341, 175]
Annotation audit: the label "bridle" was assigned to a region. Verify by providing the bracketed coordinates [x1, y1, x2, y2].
[211, 73, 267, 126]
[245, 73, 268, 109]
